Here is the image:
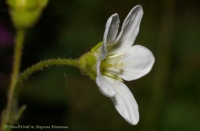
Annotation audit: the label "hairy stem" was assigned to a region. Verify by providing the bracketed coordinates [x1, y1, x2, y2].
[17, 58, 79, 89]
[4, 30, 25, 126]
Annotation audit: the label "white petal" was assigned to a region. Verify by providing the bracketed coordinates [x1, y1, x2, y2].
[96, 60, 117, 97]
[109, 5, 143, 54]
[110, 80, 139, 125]
[118, 45, 155, 81]
[104, 13, 120, 46]
[101, 14, 120, 59]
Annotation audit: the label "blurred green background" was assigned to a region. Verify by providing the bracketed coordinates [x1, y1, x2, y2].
[0, 0, 200, 131]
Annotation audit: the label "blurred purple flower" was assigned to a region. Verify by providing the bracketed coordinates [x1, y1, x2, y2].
[0, 20, 13, 89]
[0, 20, 13, 46]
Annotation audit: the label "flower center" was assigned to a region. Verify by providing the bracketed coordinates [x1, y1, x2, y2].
[100, 53, 124, 81]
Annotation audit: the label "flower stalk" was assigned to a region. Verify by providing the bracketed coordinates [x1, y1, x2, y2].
[17, 58, 79, 89]
[3, 30, 25, 127]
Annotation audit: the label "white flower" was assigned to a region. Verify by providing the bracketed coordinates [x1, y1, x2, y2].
[96, 5, 155, 125]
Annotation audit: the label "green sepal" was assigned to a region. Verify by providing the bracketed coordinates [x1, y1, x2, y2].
[79, 52, 97, 81]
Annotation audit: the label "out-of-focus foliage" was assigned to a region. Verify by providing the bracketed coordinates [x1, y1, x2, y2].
[0, 0, 200, 131]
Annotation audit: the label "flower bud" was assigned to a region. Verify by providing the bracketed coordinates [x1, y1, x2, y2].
[7, 0, 49, 30]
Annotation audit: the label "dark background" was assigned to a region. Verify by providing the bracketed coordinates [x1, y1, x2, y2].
[0, 0, 200, 131]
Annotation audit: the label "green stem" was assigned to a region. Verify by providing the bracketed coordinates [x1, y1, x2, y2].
[4, 30, 25, 126]
[16, 58, 79, 89]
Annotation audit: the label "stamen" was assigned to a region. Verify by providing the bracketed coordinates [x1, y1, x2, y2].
[103, 72, 123, 82]
[106, 52, 124, 59]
